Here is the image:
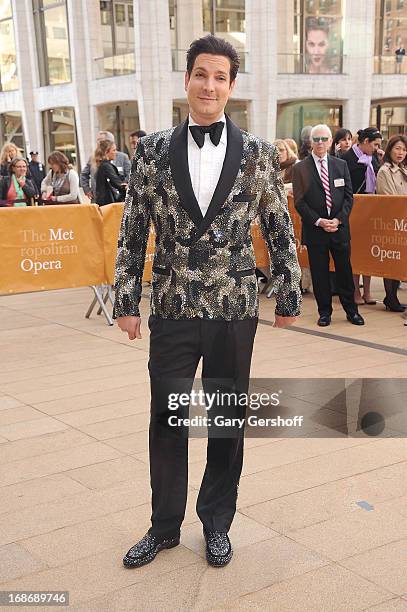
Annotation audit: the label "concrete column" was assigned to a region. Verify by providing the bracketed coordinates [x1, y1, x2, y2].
[12, 0, 42, 156]
[247, 0, 278, 141]
[66, 0, 93, 167]
[342, 0, 376, 133]
[134, 0, 172, 133]
[81, 0, 104, 150]
[176, 0, 203, 50]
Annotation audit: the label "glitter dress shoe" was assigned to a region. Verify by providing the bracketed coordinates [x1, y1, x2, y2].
[346, 313, 365, 325]
[317, 314, 331, 327]
[123, 532, 180, 568]
[203, 530, 233, 567]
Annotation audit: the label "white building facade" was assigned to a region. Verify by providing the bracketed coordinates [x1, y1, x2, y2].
[0, 0, 406, 169]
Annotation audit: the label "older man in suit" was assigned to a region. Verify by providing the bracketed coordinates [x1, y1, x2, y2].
[114, 35, 301, 569]
[292, 124, 364, 327]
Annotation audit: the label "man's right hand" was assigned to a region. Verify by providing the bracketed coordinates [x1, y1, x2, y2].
[319, 219, 338, 232]
[117, 316, 142, 340]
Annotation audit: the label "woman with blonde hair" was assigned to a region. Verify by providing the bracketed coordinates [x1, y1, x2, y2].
[0, 157, 37, 207]
[284, 138, 298, 158]
[273, 139, 298, 184]
[41, 151, 79, 204]
[0, 142, 19, 177]
[94, 139, 126, 205]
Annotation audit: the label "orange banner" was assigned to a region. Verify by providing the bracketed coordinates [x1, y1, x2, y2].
[250, 218, 269, 268]
[287, 195, 309, 268]
[2, 196, 405, 297]
[99, 203, 124, 285]
[287, 194, 407, 280]
[350, 195, 407, 280]
[0, 205, 105, 295]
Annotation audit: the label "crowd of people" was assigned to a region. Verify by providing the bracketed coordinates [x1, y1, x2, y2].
[0, 128, 147, 208]
[272, 125, 407, 320]
[1, 121, 406, 319]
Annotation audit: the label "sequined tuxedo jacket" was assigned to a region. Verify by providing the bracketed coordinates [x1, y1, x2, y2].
[113, 116, 301, 321]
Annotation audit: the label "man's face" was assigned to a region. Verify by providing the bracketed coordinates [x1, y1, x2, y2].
[306, 29, 329, 67]
[311, 128, 332, 157]
[31, 154, 39, 162]
[185, 53, 235, 124]
[129, 135, 139, 151]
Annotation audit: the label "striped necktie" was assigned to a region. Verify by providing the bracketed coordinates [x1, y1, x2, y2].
[319, 158, 333, 216]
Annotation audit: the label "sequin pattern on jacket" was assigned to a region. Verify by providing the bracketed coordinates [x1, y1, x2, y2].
[113, 118, 302, 320]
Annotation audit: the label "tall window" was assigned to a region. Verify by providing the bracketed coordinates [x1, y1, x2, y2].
[276, 100, 342, 141]
[33, 0, 71, 86]
[0, 0, 18, 91]
[375, 0, 407, 73]
[97, 102, 139, 156]
[169, 0, 177, 48]
[0, 112, 24, 151]
[42, 107, 78, 167]
[203, 0, 247, 71]
[96, 0, 135, 78]
[371, 102, 407, 140]
[278, 0, 344, 74]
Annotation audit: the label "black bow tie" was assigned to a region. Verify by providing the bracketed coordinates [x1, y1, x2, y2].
[189, 121, 224, 148]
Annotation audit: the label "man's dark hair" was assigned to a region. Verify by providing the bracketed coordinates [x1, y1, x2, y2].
[186, 35, 240, 82]
[383, 134, 407, 166]
[130, 130, 146, 138]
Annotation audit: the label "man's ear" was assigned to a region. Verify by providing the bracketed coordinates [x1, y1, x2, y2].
[184, 71, 190, 92]
[229, 78, 236, 95]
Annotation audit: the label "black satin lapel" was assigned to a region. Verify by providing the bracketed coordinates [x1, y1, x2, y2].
[193, 115, 243, 242]
[169, 118, 203, 227]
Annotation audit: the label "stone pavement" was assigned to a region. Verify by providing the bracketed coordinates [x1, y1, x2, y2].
[0, 279, 407, 611]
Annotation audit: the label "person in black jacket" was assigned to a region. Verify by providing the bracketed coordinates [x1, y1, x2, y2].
[329, 128, 352, 158]
[28, 151, 46, 199]
[0, 157, 37, 207]
[342, 127, 383, 305]
[94, 140, 127, 206]
[293, 124, 364, 327]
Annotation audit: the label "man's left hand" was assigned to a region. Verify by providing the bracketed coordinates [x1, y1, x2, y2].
[273, 315, 297, 328]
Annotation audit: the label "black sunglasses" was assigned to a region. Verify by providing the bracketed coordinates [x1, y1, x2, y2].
[312, 137, 329, 143]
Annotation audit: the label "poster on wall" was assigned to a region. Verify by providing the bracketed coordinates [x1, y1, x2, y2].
[303, 0, 343, 74]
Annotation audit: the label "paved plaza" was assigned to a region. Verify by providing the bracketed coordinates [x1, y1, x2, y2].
[0, 279, 407, 611]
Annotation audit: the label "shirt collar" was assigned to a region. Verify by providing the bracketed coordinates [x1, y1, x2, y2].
[312, 151, 328, 166]
[188, 113, 227, 145]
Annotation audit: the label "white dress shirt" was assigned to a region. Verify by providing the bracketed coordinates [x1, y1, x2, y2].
[187, 113, 227, 217]
[311, 151, 329, 225]
[311, 151, 329, 178]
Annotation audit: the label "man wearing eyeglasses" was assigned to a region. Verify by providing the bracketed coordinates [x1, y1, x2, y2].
[292, 124, 364, 327]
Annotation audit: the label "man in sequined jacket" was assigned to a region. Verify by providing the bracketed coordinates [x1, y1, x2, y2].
[113, 35, 302, 570]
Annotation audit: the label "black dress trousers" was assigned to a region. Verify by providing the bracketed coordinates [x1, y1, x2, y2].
[306, 237, 357, 317]
[148, 316, 258, 539]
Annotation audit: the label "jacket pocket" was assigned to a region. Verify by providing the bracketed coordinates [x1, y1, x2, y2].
[232, 193, 257, 202]
[152, 266, 171, 276]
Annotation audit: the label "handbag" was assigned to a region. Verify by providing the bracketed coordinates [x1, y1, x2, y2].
[106, 177, 124, 203]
